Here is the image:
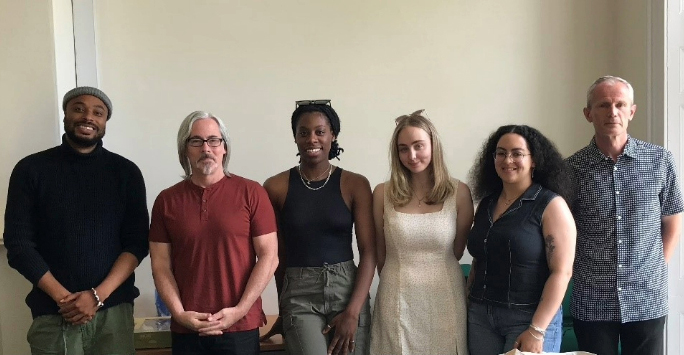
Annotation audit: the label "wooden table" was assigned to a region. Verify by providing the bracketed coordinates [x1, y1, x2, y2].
[136, 315, 284, 354]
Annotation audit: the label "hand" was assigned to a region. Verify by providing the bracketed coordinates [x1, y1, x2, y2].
[323, 310, 359, 355]
[197, 307, 244, 336]
[513, 329, 544, 353]
[58, 291, 98, 324]
[259, 316, 283, 342]
[174, 311, 219, 332]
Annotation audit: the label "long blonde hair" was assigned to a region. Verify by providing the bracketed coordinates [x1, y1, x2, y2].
[387, 110, 454, 206]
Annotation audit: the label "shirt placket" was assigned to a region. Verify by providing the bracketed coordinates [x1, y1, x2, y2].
[201, 188, 210, 221]
[612, 159, 628, 320]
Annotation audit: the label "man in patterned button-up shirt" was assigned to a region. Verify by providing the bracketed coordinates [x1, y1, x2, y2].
[567, 76, 683, 355]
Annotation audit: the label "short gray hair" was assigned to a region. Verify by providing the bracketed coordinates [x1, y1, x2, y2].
[586, 76, 634, 108]
[177, 111, 231, 179]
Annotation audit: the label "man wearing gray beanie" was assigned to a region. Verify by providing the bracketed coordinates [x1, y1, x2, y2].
[4, 86, 149, 354]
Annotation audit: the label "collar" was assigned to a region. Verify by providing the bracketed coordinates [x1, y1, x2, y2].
[486, 183, 543, 222]
[489, 183, 543, 208]
[584, 135, 637, 164]
[186, 174, 229, 191]
[59, 134, 104, 159]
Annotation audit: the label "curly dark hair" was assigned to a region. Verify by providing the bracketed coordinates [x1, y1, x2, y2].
[469, 125, 573, 203]
[291, 104, 344, 160]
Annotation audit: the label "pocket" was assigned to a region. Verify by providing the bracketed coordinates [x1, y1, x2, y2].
[27, 315, 65, 354]
[279, 274, 290, 304]
[516, 307, 535, 316]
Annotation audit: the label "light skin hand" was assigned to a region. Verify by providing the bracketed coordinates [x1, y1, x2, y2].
[198, 307, 245, 336]
[174, 311, 219, 332]
[58, 290, 98, 324]
[513, 329, 544, 353]
[323, 310, 359, 355]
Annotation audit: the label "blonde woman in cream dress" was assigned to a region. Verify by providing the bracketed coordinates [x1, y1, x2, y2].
[370, 110, 472, 355]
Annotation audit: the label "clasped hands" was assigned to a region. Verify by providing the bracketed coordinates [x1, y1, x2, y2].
[174, 307, 244, 336]
[58, 290, 100, 325]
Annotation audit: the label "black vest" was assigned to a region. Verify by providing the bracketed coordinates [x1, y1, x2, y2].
[467, 184, 556, 309]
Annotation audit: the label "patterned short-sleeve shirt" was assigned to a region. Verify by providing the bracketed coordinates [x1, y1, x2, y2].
[567, 136, 683, 322]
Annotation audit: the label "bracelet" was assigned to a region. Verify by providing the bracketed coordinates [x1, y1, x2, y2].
[529, 323, 546, 336]
[528, 329, 544, 341]
[91, 288, 104, 309]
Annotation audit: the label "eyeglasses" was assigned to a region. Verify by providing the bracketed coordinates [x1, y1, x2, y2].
[493, 151, 531, 162]
[295, 99, 331, 108]
[187, 137, 224, 147]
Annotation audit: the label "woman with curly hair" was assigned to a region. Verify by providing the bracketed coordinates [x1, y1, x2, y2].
[466, 125, 576, 354]
[370, 110, 472, 354]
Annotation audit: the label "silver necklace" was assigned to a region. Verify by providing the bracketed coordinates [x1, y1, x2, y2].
[299, 163, 332, 184]
[500, 191, 520, 205]
[297, 164, 333, 191]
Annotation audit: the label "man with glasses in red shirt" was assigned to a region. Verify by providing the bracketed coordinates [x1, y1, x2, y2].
[149, 111, 278, 355]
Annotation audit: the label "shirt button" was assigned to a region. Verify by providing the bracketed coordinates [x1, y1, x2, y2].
[615, 191, 620, 195]
[618, 239, 622, 244]
[616, 215, 622, 220]
[618, 264, 622, 268]
[617, 287, 622, 291]
[613, 166, 617, 171]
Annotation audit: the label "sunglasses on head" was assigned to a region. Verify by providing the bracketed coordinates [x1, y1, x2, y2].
[295, 99, 332, 108]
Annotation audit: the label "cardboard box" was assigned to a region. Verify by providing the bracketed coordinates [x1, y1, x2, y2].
[134, 317, 171, 349]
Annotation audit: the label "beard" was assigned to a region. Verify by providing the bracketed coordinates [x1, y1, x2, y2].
[64, 122, 105, 148]
[195, 154, 219, 175]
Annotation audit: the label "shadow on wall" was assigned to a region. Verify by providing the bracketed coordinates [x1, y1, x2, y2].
[0, 248, 32, 355]
[534, 1, 612, 155]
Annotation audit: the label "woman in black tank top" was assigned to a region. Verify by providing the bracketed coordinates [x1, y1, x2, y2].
[262, 100, 376, 355]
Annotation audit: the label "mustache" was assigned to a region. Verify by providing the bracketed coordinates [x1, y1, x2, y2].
[196, 153, 218, 163]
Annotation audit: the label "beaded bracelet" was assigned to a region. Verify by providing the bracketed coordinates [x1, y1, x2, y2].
[529, 323, 546, 336]
[91, 288, 104, 308]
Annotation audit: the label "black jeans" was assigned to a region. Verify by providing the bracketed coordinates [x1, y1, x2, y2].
[171, 329, 259, 355]
[573, 316, 665, 355]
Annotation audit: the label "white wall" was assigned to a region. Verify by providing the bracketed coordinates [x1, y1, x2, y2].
[91, 0, 653, 318]
[0, 0, 61, 353]
[0, 0, 658, 353]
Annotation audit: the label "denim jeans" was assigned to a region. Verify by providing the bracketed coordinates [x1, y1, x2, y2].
[467, 302, 562, 355]
[171, 329, 259, 355]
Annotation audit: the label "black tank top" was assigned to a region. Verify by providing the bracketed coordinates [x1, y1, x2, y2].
[280, 167, 354, 267]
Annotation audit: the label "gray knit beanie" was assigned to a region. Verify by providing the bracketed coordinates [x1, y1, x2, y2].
[62, 86, 113, 120]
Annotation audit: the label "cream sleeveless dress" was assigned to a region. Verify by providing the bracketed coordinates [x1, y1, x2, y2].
[370, 180, 468, 355]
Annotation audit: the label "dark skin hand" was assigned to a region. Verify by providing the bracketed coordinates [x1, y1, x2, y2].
[323, 310, 358, 355]
[259, 316, 283, 342]
[58, 290, 98, 325]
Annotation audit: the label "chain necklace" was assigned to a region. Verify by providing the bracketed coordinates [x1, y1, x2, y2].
[417, 195, 427, 206]
[299, 163, 332, 184]
[500, 191, 521, 205]
[297, 164, 333, 191]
